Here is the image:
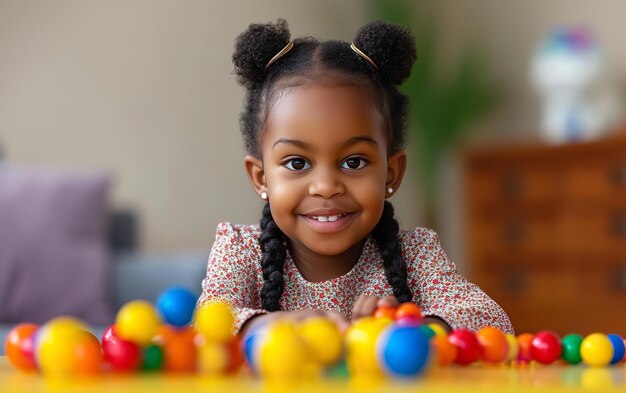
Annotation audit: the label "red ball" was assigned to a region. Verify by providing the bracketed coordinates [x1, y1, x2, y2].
[448, 329, 482, 366]
[516, 333, 534, 362]
[530, 331, 562, 365]
[102, 326, 142, 372]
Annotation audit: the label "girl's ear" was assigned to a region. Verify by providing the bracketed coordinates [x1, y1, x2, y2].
[244, 155, 267, 198]
[386, 150, 407, 196]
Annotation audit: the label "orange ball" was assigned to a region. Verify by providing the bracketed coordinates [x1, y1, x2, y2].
[517, 333, 534, 362]
[73, 333, 103, 375]
[476, 327, 508, 363]
[5, 323, 39, 372]
[395, 303, 422, 320]
[373, 306, 396, 320]
[226, 335, 244, 373]
[432, 335, 457, 367]
[159, 326, 197, 373]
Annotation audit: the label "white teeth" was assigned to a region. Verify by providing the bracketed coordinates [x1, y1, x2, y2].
[308, 214, 347, 222]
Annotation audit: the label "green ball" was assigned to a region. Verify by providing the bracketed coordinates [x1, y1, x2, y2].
[324, 358, 349, 379]
[562, 334, 584, 364]
[142, 344, 164, 371]
[418, 325, 436, 339]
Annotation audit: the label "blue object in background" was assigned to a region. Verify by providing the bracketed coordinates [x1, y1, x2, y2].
[608, 333, 625, 365]
[156, 287, 198, 327]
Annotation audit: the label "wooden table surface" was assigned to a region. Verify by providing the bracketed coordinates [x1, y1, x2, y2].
[1, 356, 626, 392]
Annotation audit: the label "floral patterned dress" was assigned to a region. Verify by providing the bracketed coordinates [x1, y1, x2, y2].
[198, 222, 514, 334]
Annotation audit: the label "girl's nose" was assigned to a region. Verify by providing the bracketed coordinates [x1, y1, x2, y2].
[308, 167, 345, 199]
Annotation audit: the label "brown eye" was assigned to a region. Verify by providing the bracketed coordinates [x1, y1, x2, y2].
[285, 158, 310, 171]
[342, 157, 367, 170]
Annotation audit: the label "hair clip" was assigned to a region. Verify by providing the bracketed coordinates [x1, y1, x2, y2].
[265, 41, 294, 70]
[350, 43, 378, 69]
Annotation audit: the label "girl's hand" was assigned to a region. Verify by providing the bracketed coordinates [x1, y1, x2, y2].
[240, 309, 350, 337]
[351, 295, 399, 320]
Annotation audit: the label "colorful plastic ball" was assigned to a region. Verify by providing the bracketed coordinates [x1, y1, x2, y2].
[395, 303, 422, 320]
[377, 325, 430, 377]
[35, 317, 91, 376]
[476, 327, 508, 363]
[115, 300, 161, 345]
[417, 324, 436, 339]
[427, 323, 447, 338]
[581, 333, 614, 367]
[5, 323, 39, 372]
[395, 315, 423, 327]
[607, 334, 625, 365]
[225, 335, 244, 373]
[156, 287, 197, 327]
[102, 336, 142, 371]
[561, 334, 583, 365]
[448, 329, 482, 366]
[158, 325, 197, 373]
[505, 334, 519, 362]
[432, 334, 457, 367]
[298, 317, 343, 365]
[530, 331, 562, 365]
[142, 344, 164, 371]
[345, 317, 391, 378]
[196, 336, 228, 375]
[517, 333, 534, 362]
[373, 306, 396, 320]
[73, 333, 103, 375]
[243, 328, 263, 371]
[193, 301, 234, 342]
[257, 321, 307, 379]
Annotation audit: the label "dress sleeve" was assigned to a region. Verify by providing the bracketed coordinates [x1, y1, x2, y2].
[197, 222, 268, 333]
[405, 228, 514, 334]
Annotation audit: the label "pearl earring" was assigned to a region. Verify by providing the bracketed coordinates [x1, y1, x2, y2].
[387, 187, 394, 194]
[261, 191, 268, 200]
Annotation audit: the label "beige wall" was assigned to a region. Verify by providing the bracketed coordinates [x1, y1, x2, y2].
[1, 1, 624, 256]
[0, 0, 422, 250]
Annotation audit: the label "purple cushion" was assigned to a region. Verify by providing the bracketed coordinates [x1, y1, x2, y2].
[0, 165, 114, 325]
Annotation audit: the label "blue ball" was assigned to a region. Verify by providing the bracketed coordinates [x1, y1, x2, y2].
[377, 325, 430, 378]
[608, 334, 625, 365]
[155, 287, 197, 327]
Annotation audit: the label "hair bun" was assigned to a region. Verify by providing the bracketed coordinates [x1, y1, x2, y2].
[353, 20, 417, 85]
[232, 19, 291, 89]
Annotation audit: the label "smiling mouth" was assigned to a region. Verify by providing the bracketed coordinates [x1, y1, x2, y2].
[304, 213, 352, 222]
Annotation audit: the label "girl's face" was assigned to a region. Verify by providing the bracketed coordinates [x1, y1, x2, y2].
[245, 84, 406, 257]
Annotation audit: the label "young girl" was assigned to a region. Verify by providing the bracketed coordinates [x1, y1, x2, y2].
[198, 19, 513, 336]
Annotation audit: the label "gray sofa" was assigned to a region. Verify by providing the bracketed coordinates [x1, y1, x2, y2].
[0, 210, 209, 355]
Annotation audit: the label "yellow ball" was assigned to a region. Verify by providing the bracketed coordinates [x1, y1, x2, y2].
[299, 317, 343, 366]
[345, 317, 390, 378]
[115, 300, 161, 345]
[193, 301, 234, 342]
[581, 333, 614, 367]
[427, 323, 447, 338]
[505, 334, 519, 361]
[36, 317, 90, 377]
[258, 321, 307, 380]
[197, 338, 229, 375]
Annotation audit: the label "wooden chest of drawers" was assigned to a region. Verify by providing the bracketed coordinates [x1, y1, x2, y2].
[464, 132, 626, 335]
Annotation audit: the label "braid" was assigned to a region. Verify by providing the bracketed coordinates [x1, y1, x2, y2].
[372, 201, 412, 303]
[258, 202, 287, 311]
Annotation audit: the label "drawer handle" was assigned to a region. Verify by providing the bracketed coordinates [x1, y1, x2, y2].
[610, 266, 626, 291]
[610, 214, 626, 237]
[610, 165, 626, 186]
[501, 173, 523, 197]
[504, 270, 526, 296]
[503, 221, 526, 243]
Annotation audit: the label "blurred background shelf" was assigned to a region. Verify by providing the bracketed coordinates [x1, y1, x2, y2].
[465, 130, 626, 334]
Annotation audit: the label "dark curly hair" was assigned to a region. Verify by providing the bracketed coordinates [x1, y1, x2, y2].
[232, 19, 417, 312]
